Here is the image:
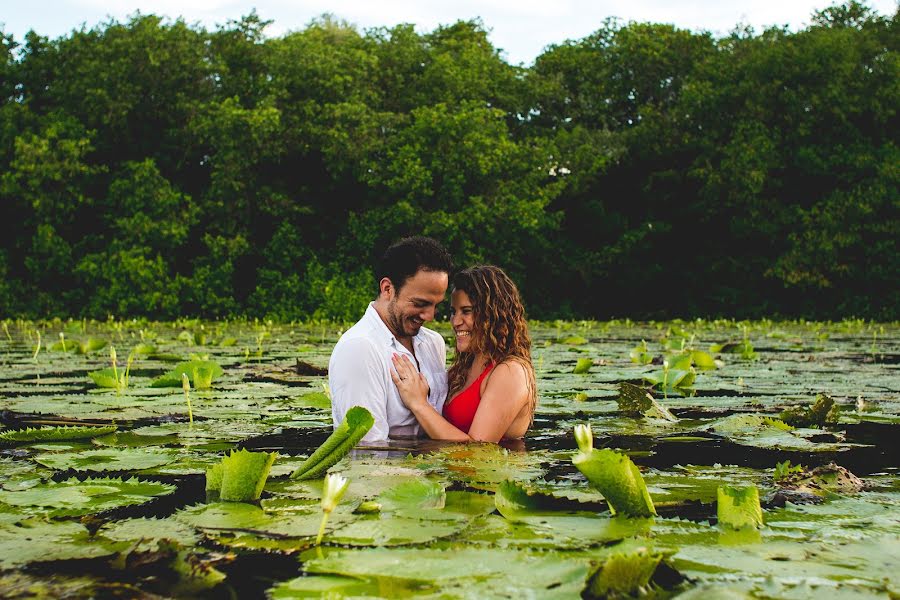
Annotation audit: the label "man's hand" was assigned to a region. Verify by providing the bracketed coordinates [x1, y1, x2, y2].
[390, 353, 430, 410]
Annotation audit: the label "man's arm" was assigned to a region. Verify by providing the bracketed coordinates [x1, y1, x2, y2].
[329, 337, 390, 442]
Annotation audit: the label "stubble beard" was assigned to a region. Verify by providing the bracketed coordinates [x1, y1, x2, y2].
[387, 297, 420, 339]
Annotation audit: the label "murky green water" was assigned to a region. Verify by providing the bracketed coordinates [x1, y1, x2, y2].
[0, 318, 897, 597]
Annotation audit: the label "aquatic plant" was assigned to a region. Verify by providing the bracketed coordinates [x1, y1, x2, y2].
[0, 425, 117, 443]
[616, 382, 677, 421]
[31, 330, 40, 361]
[316, 473, 350, 545]
[780, 394, 840, 428]
[717, 485, 763, 529]
[573, 357, 593, 374]
[629, 340, 652, 364]
[205, 449, 277, 503]
[291, 406, 374, 480]
[151, 360, 223, 388]
[572, 424, 656, 518]
[773, 460, 804, 483]
[585, 549, 666, 597]
[182, 374, 193, 425]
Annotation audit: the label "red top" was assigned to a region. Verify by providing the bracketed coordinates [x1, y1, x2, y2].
[443, 363, 495, 433]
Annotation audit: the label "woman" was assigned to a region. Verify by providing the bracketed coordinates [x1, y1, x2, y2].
[390, 265, 536, 442]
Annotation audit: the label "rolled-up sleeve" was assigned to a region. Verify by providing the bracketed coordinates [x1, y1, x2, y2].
[329, 337, 389, 442]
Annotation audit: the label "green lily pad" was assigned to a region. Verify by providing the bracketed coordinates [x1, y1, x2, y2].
[0, 425, 117, 443]
[0, 476, 176, 518]
[33, 448, 179, 472]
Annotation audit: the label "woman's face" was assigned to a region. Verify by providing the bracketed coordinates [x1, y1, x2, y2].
[450, 289, 476, 353]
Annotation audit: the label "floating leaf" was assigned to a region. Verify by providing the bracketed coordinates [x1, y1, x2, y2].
[0, 425, 116, 443]
[291, 406, 374, 480]
[0, 519, 120, 567]
[616, 383, 677, 421]
[0, 476, 175, 517]
[775, 462, 865, 497]
[33, 447, 179, 472]
[717, 485, 763, 530]
[572, 448, 656, 518]
[562, 336, 588, 345]
[378, 479, 446, 512]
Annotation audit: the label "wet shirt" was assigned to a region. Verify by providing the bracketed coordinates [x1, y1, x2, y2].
[329, 303, 448, 442]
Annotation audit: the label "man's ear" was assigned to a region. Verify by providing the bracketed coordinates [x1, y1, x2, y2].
[379, 277, 393, 299]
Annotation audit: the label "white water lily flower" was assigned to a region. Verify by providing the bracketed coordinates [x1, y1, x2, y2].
[574, 423, 593, 453]
[321, 473, 349, 514]
[181, 372, 190, 393]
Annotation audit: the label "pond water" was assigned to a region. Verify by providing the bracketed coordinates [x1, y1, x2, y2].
[0, 318, 897, 598]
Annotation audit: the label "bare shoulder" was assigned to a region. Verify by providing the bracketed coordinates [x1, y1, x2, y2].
[484, 360, 531, 396]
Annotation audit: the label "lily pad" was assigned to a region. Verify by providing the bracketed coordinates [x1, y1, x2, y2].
[0, 476, 176, 517]
[33, 447, 179, 472]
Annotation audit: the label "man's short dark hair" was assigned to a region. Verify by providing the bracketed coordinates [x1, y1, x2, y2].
[376, 236, 453, 293]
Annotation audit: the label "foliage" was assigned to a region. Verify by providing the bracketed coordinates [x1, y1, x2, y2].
[0, 425, 116, 443]
[291, 406, 374, 480]
[0, 4, 895, 320]
[205, 449, 277, 502]
[780, 393, 841, 428]
[717, 485, 764, 530]
[150, 360, 224, 388]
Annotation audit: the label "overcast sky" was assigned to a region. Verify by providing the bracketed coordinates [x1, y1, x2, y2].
[3, 1, 897, 65]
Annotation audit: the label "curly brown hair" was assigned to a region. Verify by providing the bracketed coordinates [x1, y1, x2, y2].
[446, 266, 536, 416]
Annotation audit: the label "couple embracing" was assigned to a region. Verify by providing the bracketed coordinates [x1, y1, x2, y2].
[329, 236, 536, 443]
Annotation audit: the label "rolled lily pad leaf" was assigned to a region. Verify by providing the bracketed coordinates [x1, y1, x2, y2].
[131, 343, 157, 355]
[0, 476, 175, 518]
[585, 549, 665, 597]
[88, 367, 124, 389]
[0, 425, 116, 443]
[495, 480, 564, 521]
[150, 360, 224, 388]
[690, 350, 718, 370]
[572, 448, 656, 518]
[643, 367, 696, 392]
[33, 447, 179, 472]
[629, 341, 652, 365]
[208, 449, 277, 502]
[717, 485, 763, 530]
[572, 358, 593, 374]
[76, 338, 107, 354]
[291, 406, 374, 480]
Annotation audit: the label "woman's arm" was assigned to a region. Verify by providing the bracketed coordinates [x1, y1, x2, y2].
[390, 354, 471, 441]
[391, 355, 530, 442]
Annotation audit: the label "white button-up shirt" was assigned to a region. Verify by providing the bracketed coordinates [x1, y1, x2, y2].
[329, 302, 448, 442]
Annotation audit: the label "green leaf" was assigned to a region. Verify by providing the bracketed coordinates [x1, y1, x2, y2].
[0, 425, 116, 443]
[572, 358, 593, 374]
[378, 479, 446, 512]
[629, 341, 652, 365]
[150, 360, 224, 388]
[561, 336, 588, 345]
[291, 406, 374, 480]
[494, 480, 562, 521]
[780, 394, 840, 428]
[0, 519, 120, 567]
[0, 476, 175, 518]
[87, 367, 123, 389]
[717, 485, 763, 530]
[572, 448, 656, 518]
[207, 449, 277, 502]
[585, 549, 665, 597]
[33, 447, 179, 472]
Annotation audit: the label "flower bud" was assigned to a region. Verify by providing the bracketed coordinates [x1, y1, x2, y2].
[181, 372, 190, 393]
[321, 473, 349, 513]
[574, 423, 593, 453]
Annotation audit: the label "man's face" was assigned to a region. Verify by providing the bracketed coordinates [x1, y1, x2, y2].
[384, 270, 449, 339]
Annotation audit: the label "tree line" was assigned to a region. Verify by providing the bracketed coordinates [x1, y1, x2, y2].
[1, 2, 897, 321]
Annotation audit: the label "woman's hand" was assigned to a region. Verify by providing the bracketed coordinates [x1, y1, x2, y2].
[390, 353, 429, 410]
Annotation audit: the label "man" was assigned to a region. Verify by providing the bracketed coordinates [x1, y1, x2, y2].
[329, 236, 453, 442]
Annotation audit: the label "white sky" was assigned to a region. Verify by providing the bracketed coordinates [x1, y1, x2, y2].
[2, 1, 897, 65]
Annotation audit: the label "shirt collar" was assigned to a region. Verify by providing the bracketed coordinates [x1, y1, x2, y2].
[364, 301, 427, 350]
